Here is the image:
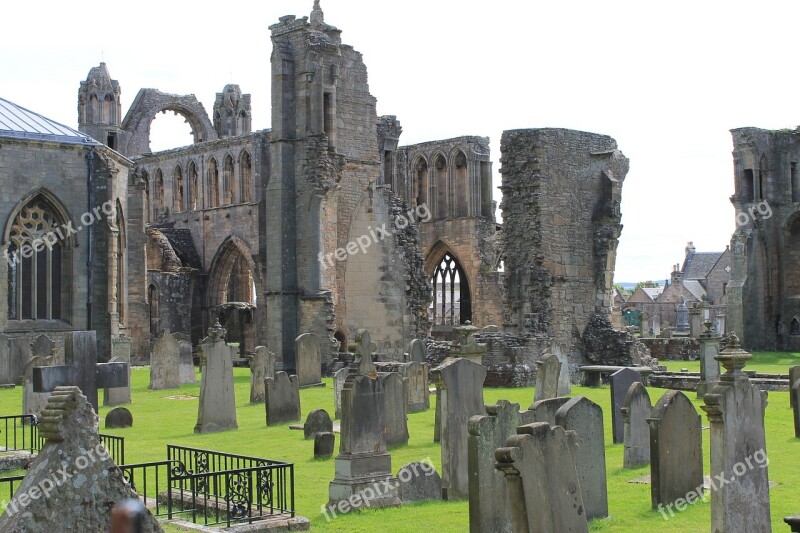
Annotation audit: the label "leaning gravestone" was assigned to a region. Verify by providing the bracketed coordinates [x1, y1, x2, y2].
[0, 387, 163, 532]
[105, 334, 132, 406]
[296, 333, 322, 387]
[328, 332, 401, 509]
[495, 423, 588, 533]
[397, 461, 442, 502]
[533, 352, 561, 402]
[529, 396, 572, 423]
[621, 382, 651, 468]
[194, 322, 238, 433]
[333, 366, 348, 419]
[701, 334, 771, 531]
[304, 408, 333, 439]
[105, 407, 133, 429]
[265, 372, 301, 425]
[249, 346, 269, 403]
[149, 330, 180, 390]
[648, 390, 703, 509]
[468, 400, 535, 533]
[610, 368, 642, 444]
[382, 372, 410, 447]
[178, 340, 196, 384]
[556, 396, 609, 520]
[409, 338, 426, 363]
[431, 357, 486, 500]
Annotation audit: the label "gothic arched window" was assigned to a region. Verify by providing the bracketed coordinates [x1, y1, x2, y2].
[430, 252, 472, 325]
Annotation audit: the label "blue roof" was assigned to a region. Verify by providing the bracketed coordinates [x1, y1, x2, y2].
[0, 97, 98, 145]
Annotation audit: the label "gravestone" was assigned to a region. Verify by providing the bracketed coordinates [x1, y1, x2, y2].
[431, 357, 486, 500]
[468, 400, 535, 533]
[551, 343, 572, 396]
[495, 423, 588, 533]
[382, 373, 409, 447]
[8, 337, 30, 385]
[409, 338, 426, 363]
[529, 396, 572, 424]
[610, 368, 642, 444]
[621, 382, 651, 468]
[397, 461, 442, 502]
[178, 340, 196, 384]
[0, 387, 163, 532]
[333, 367, 348, 419]
[315, 432, 335, 459]
[265, 372, 301, 425]
[104, 334, 132, 406]
[304, 408, 333, 439]
[697, 326, 721, 398]
[652, 315, 661, 337]
[405, 361, 429, 412]
[105, 407, 133, 429]
[149, 330, 180, 390]
[296, 333, 322, 387]
[790, 366, 800, 411]
[0, 333, 10, 384]
[793, 377, 800, 439]
[533, 352, 561, 402]
[556, 396, 608, 520]
[701, 334, 771, 531]
[649, 390, 703, 509]
[22, 336, 55, 417]
[33, 331, 127, 412]
[328, 331, 401, 509]
[194, 322, 238, 433]
[249, 346, 269, 403]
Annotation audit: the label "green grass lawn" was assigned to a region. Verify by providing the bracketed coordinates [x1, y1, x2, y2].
[660, 351, 800, 374]
[0, 352, 796, 532]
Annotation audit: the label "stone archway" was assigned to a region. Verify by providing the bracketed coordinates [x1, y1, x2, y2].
[120, 89, 218, 158]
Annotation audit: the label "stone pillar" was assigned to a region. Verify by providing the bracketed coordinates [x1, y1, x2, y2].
[696, 319, 721, 399]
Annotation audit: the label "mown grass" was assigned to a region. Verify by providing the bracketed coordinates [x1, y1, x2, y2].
[0, 351, 796, 532]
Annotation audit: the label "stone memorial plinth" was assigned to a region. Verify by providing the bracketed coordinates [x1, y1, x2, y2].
[194, 323, 238, 434]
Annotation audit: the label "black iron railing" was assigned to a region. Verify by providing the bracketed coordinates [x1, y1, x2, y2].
[0, 415, 38, 454]
[99, 433, 125, 465]
[118, 460, 177, 519]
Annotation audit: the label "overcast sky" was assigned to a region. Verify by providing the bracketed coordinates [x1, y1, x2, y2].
[3, 0, 797, 283]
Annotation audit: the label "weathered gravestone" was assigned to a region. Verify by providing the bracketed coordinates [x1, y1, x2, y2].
[104, 334, 132, 406]
[552, 343, 572, 396]
[304, 408, 333, 439]
[397, 461, 442, 502]
[556, 396, 608, 520]
[529, 396, 572, 423]
[533, 352, 561, 403]
[468, 400, 535, 533]
[22, 335, 55, 417]
[431, 357, 486, 500]
[648, 390, 703, 509]
[105, 407, 133, 429]
[790, 366, 800, 411]
[33, 331, 127, 413]
[178, 340, 196, 384]
[409, 338, 426, 363]
[328, 334, 401, 509]
[621, 382, 651, 468]
[194, 322, 238, 433]
[265, 372, 301, 425]
[315, 432, 335, 459]
[793, 377, 800, 439]
[296, 333, 322, 387]
[495, 423, 588, 533]
[149, 330, 180, 390]
[0, 333, 11, 384]
[333, 366, 348, 419]
[701, 333, 771, 531]
[382, 372, 409, 447]
[610, 368, 642, 444]
[0, 387, 162, 532]
[697, 326, 721, 399]
[249, 346, 270, 403]
[405, 361, 429, 412]
[8, 337, 30, 386]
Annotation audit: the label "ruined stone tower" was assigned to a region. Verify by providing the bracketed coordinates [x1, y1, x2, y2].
[78, 63, 123, 151]
[213, 85, 252, 139]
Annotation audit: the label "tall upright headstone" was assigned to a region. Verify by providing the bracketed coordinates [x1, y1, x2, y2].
[295, 333, 322, 387]
[651, 315, 661, 337]
[533, 352, 561, 403]
[178, 340, 196, 384]
[405, 361, 429, 412]
[648, 390, 703, 509]
[609, 368, 642, 444]
[621, 382, 651, 468]
[381, 372, 409, 447]
[701, 333, 771, 531]
[333, 366, 348, 419]
[249, 346, 269, 403]
[789, 366, 800, 411]
[431, 357, 486, 500]
[676, 297, 689, 333]
[792, 378, 800, 439]
[468, 400, 535, 533]
[149, 330, 180, 390]
[555, 396, 608, 520]
[552, 343, 572, 396]
[8, 337, 30, 385]
[495, 423, 588, 533]
[194, 322, 238, 434]
[265, 372, 301, 425]
[697, 320, 721, 398]
[328, 329, 401, 509]
[105, 334, 132, 406]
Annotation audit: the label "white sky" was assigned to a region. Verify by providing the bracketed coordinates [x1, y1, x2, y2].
[3, 0, 798, 283]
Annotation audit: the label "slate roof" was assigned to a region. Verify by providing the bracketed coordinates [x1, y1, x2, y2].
[0, 97, 98, 145]
[683, 252, 723, 280]
[642, 287, 664, 300]
[683, 280, 707, 301]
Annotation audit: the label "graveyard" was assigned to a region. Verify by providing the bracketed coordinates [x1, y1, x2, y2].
[0, 348, 797, 531]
